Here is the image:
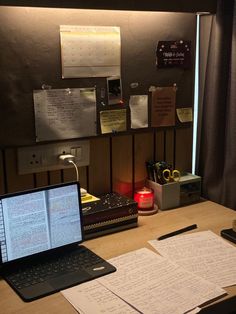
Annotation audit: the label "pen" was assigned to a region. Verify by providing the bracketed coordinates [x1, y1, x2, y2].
[157, 224, 198, 240]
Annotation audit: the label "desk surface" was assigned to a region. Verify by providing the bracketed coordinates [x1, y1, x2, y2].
[1, 200, 236, 313]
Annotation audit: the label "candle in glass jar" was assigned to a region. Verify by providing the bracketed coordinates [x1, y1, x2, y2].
[134, 187, 157, 215]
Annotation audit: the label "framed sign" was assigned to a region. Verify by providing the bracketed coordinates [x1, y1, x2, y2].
[156, 40, 191, 68]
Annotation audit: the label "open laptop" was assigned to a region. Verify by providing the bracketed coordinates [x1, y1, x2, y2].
[0, 182, 116, 302]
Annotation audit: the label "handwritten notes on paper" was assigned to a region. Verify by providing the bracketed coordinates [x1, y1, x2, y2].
[62, 280, 137, 314]
[60, 25, 121, 78]
[62, 248, 225, 314]
[129, 95, 148, 129]
[100, 109, 126, 134]
[33, 88, 97, 142]
[98, 248, 225, 314]
[149, 230, 236, 288]
[151, 87, 176, 127]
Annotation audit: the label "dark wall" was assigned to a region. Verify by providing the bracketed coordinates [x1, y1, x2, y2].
[0, 0, 218, 13]
[0, 6, 196, 147]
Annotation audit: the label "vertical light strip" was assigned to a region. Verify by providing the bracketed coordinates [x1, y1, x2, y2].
[192, 14, 200, 174]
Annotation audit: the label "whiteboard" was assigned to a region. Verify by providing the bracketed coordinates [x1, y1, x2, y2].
[60, 25, 121, 78]
[33, 88, 97, 142]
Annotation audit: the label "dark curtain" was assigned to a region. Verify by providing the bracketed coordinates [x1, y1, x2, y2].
[197, 0, 236, 209]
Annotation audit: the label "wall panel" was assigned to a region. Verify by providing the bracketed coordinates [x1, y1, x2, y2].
[165, 129, 175, 167]
[88, 137, 110, 195]
[112, 135, 133, 197]
[134, 132, 154, 191]
[35, 172, 49, 187]
[0, 150, 5, 194]
[155, 130, 165, 161]
[5, 148, 34, 193]
[175, 127, 192, 173]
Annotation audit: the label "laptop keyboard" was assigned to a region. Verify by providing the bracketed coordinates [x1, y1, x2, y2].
[7, 246, 104, 290]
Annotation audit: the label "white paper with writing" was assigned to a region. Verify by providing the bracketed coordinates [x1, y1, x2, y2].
[62, 280, 138, 314]
[34, 88, 97, 141]
[60, 25, 121, 78]
[149, 230, 236, 287]
[129, 95, 148, 129]
[98, 248, 225, 314]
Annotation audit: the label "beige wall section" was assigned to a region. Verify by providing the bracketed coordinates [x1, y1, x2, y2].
[0, 150, 5, 194]
[134, 133, 154, 191]
[112, 135, 133, 197]
[5, 148, 34, 193]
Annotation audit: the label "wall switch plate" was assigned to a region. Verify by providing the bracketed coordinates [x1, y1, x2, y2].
[17, 140, 90, 174]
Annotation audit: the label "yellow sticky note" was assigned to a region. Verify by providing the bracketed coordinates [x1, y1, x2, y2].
[100, 109, 127, 134]
[176, 108, 193, 122]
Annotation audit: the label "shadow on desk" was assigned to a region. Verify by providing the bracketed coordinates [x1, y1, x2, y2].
[200, 296, 236, 314]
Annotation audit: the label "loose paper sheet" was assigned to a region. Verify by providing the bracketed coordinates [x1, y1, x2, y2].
[100, 109, 126, 134]
[62, 280, 138, 314]
[177, 107, 193, 122]
[149, 230, 236, 287]
[33, 88, 97, 142]
[129, 95, 148, 129]
[60, 25, 121, 78]
[151, 87, 176, 127]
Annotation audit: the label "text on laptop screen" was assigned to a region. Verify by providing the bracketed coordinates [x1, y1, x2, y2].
[0, 183, 82, 263]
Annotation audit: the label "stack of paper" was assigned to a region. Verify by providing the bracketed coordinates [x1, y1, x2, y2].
[62, 246, 226, 314]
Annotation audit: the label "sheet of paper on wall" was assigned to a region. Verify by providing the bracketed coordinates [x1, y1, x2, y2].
[98, 248, 225, 314]
[61, 280, 138, 314]
[100, 109, 126, 134]
[33, 88, 97, 142]
[129, 95, 148, 129]
[149, 230, 236, 288]
[177, 107, 193, 122]
[151, 86, 176, 127]
[60, 25, 121, 78]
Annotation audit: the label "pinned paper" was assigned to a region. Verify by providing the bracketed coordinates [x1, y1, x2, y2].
[100, 109, 127, 134]
[60, 25, 121, 78]
[129, 95, 148, 129]
[33, 88, 97, 142]
[176, 108, 193, 122]
[151, 87, 176, 127]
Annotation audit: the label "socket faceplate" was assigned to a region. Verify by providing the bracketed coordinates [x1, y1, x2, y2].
[17, 140, 90, 174]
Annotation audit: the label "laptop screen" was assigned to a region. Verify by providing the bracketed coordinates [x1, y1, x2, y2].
[0, 182, 83, 264]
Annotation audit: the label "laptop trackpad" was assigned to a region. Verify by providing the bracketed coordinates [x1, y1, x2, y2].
[48, 271, 89, 289]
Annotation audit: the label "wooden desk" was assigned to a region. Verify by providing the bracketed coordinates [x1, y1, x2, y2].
[1, 200, 236, 313]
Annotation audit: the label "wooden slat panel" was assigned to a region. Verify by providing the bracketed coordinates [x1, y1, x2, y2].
[134, 132, 154, 191]
[88, 137, 110, 195]
[155, 130, 165, 161]
[112, 135, 132, 197]
[175, 127, 193, 173]
[63, 166, 87, 190]
[0, 150, 5, 194]
[48, 170, 62, 185]
[5, 148, 34, 193]
[35, 172, 49, 188]
[165, 129, 175, 167]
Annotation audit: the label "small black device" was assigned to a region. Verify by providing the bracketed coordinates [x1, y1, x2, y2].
[0, 182, 116, 302]
[221, 228, 236, 244]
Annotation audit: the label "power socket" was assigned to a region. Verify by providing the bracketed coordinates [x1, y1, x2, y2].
[17, 140, 90, 174]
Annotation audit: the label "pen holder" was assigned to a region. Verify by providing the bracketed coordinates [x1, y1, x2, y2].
[147, 180, 180, 210]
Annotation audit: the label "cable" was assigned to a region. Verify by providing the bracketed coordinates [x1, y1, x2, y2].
[58, 154, 79, 182]
[68, 160, 79, 182]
